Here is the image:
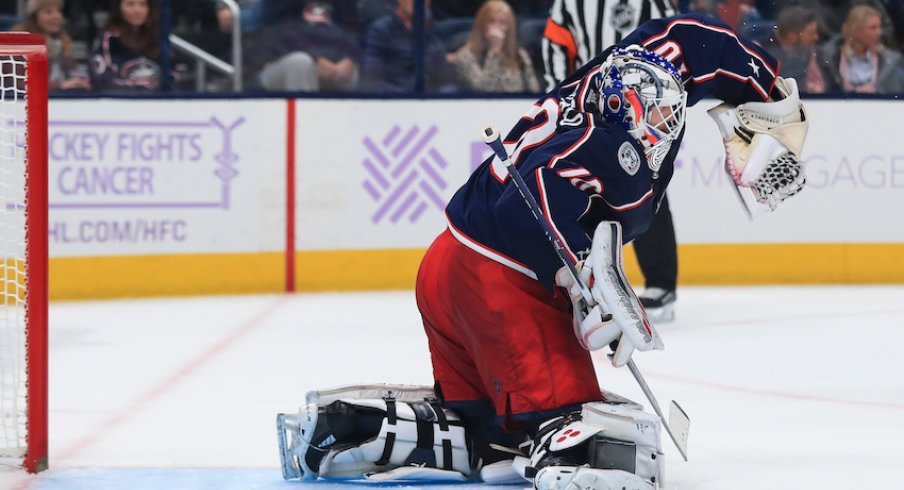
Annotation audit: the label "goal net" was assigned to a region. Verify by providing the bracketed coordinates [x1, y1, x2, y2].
[0, 33, 48, 473]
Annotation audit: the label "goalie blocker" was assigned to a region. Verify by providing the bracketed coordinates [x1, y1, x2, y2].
[277, 384, 665, 489]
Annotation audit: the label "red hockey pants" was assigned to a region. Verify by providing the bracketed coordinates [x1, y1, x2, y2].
[415, 229, 601, 421]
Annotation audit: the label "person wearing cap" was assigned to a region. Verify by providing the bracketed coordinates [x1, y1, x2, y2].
[12, 0, 91, 91]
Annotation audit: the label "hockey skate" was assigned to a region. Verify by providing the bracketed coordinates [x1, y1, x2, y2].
[534, 466, 655, 490]
[638, 287, 676, 323]
[277, 403, 332, 480]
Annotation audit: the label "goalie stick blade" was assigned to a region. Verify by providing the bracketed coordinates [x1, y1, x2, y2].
[276, 413, 302, 480]
[668, 401, 690, 461]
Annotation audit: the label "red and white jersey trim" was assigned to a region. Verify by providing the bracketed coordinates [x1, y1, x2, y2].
[548, 120, 595, 168]
[445, 215, 538, 280]
[689, 69, 769, 99]
[642, 18, 776, 76]
[604, 187, 654, 211]
[642, 18, 776, 99]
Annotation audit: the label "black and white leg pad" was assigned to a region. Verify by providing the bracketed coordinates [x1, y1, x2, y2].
[321, 397, 471, 480]
[277, 384, 472, 481]
[524, 401, 665, 490]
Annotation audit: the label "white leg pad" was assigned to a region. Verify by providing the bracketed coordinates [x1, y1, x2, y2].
[306, 383, 437, 406]
[535, 466, 654, 490]
[581, 402, 665, 485]
[528, 401, 664, 487]
[319, 398, 472, 480]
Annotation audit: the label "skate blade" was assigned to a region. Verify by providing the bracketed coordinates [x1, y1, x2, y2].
[645, 303, 674, 323]
[277, 413, 302, 480]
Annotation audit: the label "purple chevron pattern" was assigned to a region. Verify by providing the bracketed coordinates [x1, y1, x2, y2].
[362, 124, 449, 224]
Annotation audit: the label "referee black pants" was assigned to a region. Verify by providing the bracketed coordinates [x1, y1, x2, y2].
[633, 193, 677, 291]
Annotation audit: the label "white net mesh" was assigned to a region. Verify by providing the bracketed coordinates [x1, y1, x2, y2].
[0, 54, 29, 463]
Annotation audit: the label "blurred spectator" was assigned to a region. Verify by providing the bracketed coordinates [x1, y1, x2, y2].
[720, 0, 758, 31]
[90, 0, 161, 91]
[361, 0, 456, 93]
[816, 1, 898, 48]
[12, 0, 91, 91]
[765, 5, 825, 93]
[818, 3, 904, 93]
[451, 0, 539, 92]
[245, 1, 360, 91]
[357, 0, 396, 30]
[216, 1, 238, 34]
[256, 0, 360, 32]
[736, 0, 772, 43]
[687, 0, 721, 18]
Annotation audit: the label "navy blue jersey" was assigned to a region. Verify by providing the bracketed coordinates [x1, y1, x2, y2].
[444, 14, 779, 288]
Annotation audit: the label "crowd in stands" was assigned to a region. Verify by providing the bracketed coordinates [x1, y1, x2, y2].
[3, 0, 904, 95]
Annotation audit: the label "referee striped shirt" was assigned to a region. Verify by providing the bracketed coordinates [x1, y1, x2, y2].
[542, 0, 677, 90]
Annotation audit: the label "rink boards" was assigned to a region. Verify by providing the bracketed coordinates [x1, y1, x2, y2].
[45, 98, 904, 298]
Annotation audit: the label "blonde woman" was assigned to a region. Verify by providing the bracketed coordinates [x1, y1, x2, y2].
[452, 1, 540, 92]
[12, 0, 91, 90]
[818, 4, 904, 94]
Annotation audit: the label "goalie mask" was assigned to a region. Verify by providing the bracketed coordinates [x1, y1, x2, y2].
[599, 46, 687, 175]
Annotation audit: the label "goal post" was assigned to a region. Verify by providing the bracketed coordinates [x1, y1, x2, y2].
[0, 32, 49, 474]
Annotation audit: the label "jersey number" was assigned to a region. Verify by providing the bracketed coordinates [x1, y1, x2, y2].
[491, 98, 560, 183]
[650, 41, 688, 76]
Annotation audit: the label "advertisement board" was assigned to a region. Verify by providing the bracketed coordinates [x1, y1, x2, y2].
[49, 99, 287, 297]
[43, 97, 904, 298]
[672, 100, 904, 243]
[294, 99, 527, 251]
[49, 99, 286, 257]
[293, 98, 904, 287]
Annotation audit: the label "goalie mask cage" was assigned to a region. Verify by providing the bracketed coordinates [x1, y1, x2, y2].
[0, 33, 49, 474]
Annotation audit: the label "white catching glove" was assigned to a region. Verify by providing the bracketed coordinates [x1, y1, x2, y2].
[707, 76, 808, 219]
[555, 221, 665, 366]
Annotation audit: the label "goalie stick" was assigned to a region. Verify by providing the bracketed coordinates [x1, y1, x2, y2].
[481, 125, 690, 462]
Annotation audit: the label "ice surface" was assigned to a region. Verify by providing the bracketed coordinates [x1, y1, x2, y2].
[2, 286, 903, 489]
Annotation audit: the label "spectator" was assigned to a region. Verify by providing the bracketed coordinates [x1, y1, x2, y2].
[12, 0, 91, 91]
[245, 1, 360, 91]
[735, 0, 771, 43]
[258, 0, 359, 32]
[90, 0, 161, 91]
[451, 0, 539, 92]
[687, 0, 721, 18]
[818, 3, 904, 93]
[765, 5, 825, 93]
[361, 0, 457, 93]
[816, 1, 898, 48]
[357, 0, 395, 29]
